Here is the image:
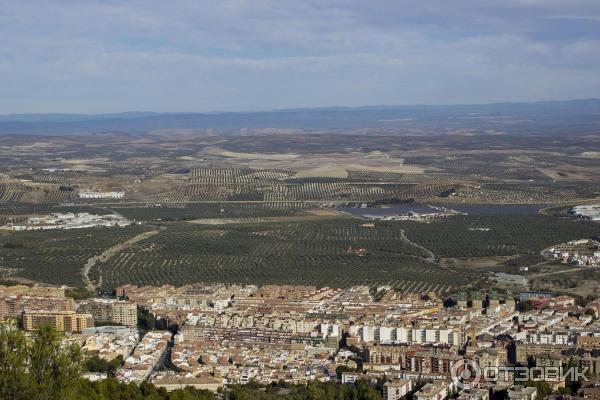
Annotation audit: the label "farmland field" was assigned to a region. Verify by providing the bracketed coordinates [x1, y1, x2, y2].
[0, 225, 152, 286]
[2, 209, 600, 293]
[89, 213, 600, 292]
[1, 117, 600, 294]
[112, 202, 312, 221]
[397, 215, 600, 258]
[92, 219, 475, 293]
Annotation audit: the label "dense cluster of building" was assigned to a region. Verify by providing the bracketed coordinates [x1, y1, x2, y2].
[82, 326, 139, 360]
[116, 331, 171, 383]
[1, 212, 130, 231]
[4, 282, 600, 398]
[109, 283, 600, 396]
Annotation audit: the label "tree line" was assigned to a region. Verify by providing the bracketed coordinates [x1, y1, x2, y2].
[0, 324, 214, 400]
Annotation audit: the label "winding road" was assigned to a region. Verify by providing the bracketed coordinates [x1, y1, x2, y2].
[82, 227, 161, 291]
[399, 229, 436, 262]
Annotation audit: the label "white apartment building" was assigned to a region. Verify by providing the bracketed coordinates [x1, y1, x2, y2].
[525, 331, 575, 345]
[351, 324, 462, 346]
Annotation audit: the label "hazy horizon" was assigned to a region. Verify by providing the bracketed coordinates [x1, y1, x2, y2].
[0, 97, 598, 117]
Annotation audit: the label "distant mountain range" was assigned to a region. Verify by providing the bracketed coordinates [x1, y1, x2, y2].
[1, 99, 599, 135]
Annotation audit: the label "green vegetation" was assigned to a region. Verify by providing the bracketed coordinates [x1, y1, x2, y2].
[530, 268, 600, 293]
[3, 212, 598, 295]
[137, 306, 158, 333]
[398, 215, 600, 258]
[0, 325, 81, 399]
[113, 203, 310, 222]
[335, 365, 359, 379]
[0, 273, 30, 287]
[0, 225, 152, 286]
[94, 219, 473, 293]
[84, 355, 123, 377]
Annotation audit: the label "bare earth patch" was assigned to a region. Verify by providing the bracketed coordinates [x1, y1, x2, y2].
[440, 256, 513, 270]
[581, 152, 600, 158]
[209, 148, 301, 161]
[536, 165, 598, 181]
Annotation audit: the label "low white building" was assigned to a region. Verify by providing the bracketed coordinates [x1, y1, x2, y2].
[78, 191, 125, 199]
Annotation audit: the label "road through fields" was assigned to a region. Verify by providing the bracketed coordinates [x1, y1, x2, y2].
[82, 227, 161, 291]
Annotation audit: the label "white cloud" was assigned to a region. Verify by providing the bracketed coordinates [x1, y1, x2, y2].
[0, 0, 599, 112]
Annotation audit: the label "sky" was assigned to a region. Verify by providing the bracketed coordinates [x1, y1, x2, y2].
[1, 0, 600, 113]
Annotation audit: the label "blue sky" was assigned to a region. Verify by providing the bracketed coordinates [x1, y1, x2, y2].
[1, 0, 599, 113]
